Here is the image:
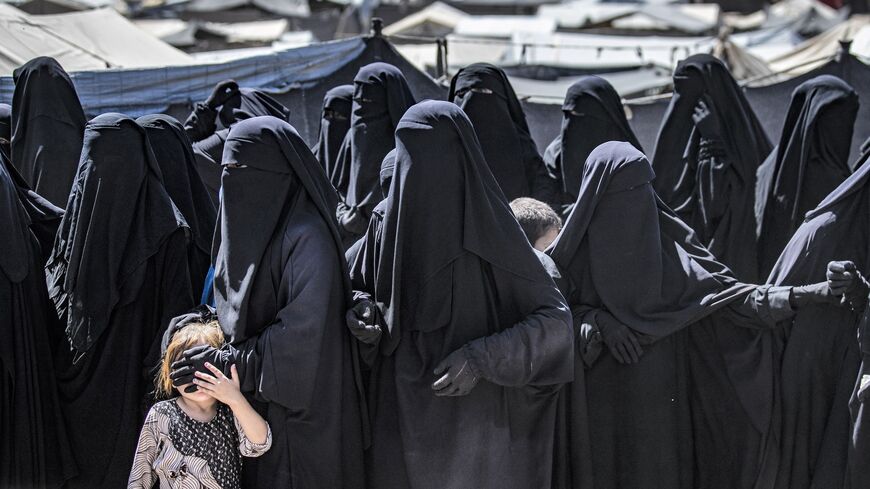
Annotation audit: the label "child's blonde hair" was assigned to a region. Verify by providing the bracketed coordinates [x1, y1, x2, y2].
[157, 320, 224, 398]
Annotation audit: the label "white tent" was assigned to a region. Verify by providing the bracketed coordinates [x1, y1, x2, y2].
[0, 6, 192, 74]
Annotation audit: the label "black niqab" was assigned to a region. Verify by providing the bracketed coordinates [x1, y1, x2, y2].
[46, 114, 188, 354]
[543, 76, 643, 206]
[651, 54, 771, 282]
[315, 84, 354, 181]
[216, 116, 346, 342]
[756, 75, 858, 277]
[336, 62, 414, 209]
[448, 63, 543, 201]
[11, 57, 86, 208]
[137, 114, 217, 286]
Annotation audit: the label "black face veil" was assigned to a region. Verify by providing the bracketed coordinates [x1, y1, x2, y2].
[11, 57, 87, 208]
[545, 76, 643, 201]
[448, 63, 541, 200]
[375, 100, 551, 352]
[46, 113, 187, 354]
[755, 75, 859, 276]
[315, 84, 354, 180]
[214, 115, 347, 343]
[337, 62, 415, 209]
[218, 87, 291, 128]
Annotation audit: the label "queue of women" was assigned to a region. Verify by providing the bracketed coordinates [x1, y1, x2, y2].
[1, 52, 869, 489]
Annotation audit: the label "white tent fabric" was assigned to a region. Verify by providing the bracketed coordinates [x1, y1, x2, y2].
[382, 1, 468, 37]
[199, 19, 289, 43]
[0, 6, 192, 74]
[454, 16, 556, 38]
[766, 15, 870, 75]
[133, 18, 197, 47]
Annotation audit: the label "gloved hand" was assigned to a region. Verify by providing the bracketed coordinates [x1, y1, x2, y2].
[345, 299, 382, 345]
[790, 282, 838, 307]
[206, 80, 239, 109]
[432, 347, 479, 397]
[828, 261, 870, 310]
[692, 98, 722, 141]
[170, 344, 239, 393]
[597, 310, 643, 364]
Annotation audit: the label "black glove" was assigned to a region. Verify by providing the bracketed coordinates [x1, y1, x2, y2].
[206, 79, 239, 109]
[345, 299, 382, 345]
[827, 261, 870, 311]
[170, 344, 238, 393]
[692, 97, 722, 141]
[790, 282, 838, 308]
[432, 347, 479, 397]
[597, 310, 643, 364]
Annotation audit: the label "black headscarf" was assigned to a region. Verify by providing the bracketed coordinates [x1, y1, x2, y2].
[136, 114, 217, 263]
[0, 103, 63, 262]
[215, 116, 347, 343]
[448, 63, 542, 201]
[336, 62, 415, 209]
[756, 75, 858, 276]
[376, 100, 550, 353]
[218, 87, 291, 128]
[549, 141, 752, 339]
[46, 113, 188, 354]
[315, 85, 354, 181]
[651, 54, 772, 282]
[379, 148, 396, 198]
[11, 57, 87, 208]
[544, 76, 643, 202]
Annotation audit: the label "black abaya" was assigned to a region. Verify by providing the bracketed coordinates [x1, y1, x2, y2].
[46, 113, 195, 489]
[0, 147, 76, 489]
[315, 84, 354, 182]
[137, 114, 218, 289]
[334, 63, 414, 237]
[213, 116, 365, 489]
[755, 75, 858, 278]
[348, 100, 574, 489]
[651, 54, 772, 283]
[542, 76, 643, 216]
[548, 142, 801, 489]
[0, 103, 64, 263]
[765, 141, 870, 489]
[10, 57, 86, 208]
[448, 63, 552, 202]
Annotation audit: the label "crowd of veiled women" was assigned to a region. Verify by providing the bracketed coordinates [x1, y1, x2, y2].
[2, 51, 870, 489]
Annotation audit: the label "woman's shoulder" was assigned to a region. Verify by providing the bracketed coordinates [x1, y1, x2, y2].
[146, 399, 179, 422]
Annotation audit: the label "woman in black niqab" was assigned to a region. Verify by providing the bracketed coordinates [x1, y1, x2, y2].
[548, 141, 839, 489]
[348, 100, 574, 489]
[0, 139, 76, 489]
[334, 62, 415, 238]
[314, 84, 354, 180]
[449, 63, 552, 202]
[543, 76, 643, 216]
[137, 114, 218, 289]
[755, 75, 858, 278]
[184, 81, 291, 203]
[46, 113, 195, 489]
[764, 139, 870, 489]
[0, 102, 63, 263]
[171, 116, 365, 489]
[10, 56, 86, 208]
[651, 54, 772, 283]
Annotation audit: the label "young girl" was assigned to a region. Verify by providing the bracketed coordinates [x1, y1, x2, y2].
[128, 319, 271, 488]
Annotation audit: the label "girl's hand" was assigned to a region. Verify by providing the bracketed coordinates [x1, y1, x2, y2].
[193, 363, 245, 407]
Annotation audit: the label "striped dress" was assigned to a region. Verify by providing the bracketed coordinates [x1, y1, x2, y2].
[127, 399, 271, 488]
